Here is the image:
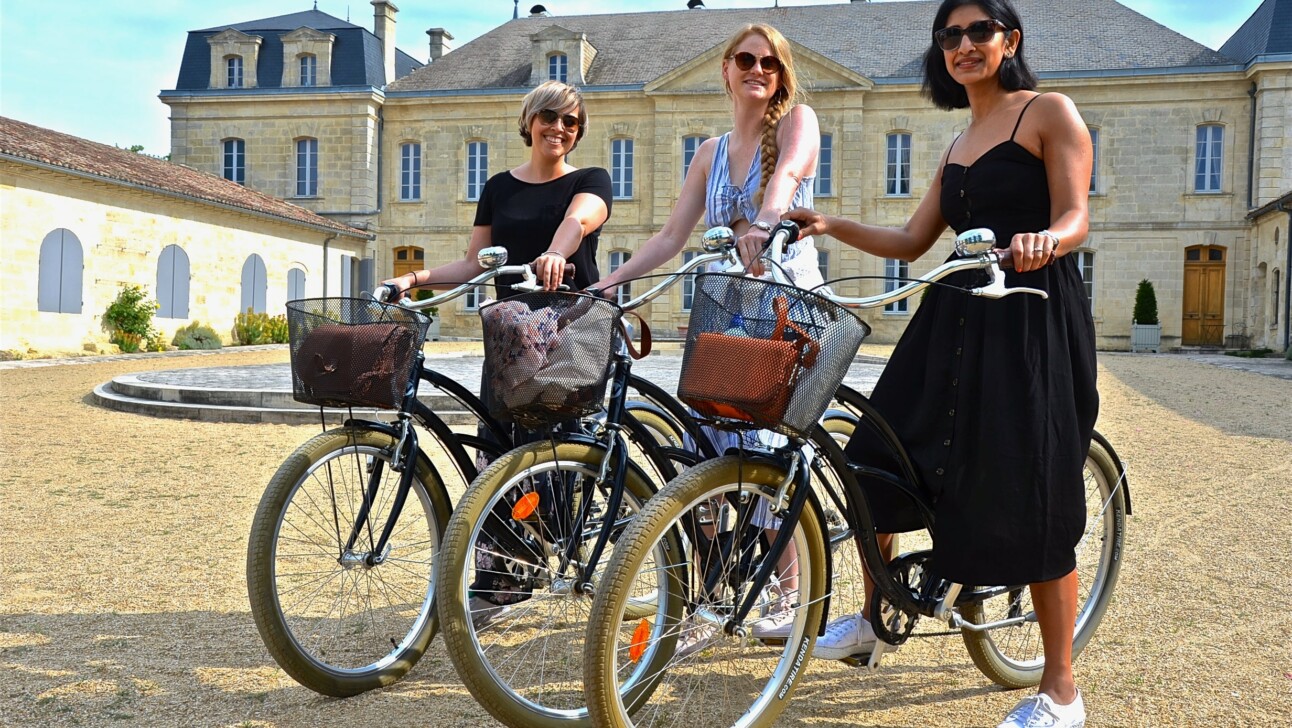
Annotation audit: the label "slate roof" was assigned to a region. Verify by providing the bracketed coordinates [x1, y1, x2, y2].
[1220, 0, 1292, 64]
[391, 0, 1236, 93]
[173, 9, 421, 91]
[0, 117, 370, 239]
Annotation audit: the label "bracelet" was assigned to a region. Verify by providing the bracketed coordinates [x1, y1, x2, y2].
[1038, 229, 1060, 265]
[539, 250, 566, 260]
[750, 220, 774, 233]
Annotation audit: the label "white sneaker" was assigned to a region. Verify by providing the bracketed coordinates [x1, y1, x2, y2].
[751, 584, 798, 641]
[811, 613, 877, 660]
[674, 616, 721, 659]
[468, 595, 513, 630]
[997, 691, 1086, 728]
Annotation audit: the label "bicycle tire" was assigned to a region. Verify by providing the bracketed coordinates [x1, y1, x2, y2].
[435, 440, 660, 728]
[585, 456, 829, 728]
[960, 435, 1127, 688]
[246, 426, 451, 697]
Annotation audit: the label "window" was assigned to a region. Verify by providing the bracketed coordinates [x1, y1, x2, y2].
[609, 251, 632, 305]
[226, 56, 243, 88]
[36, 228, 83, 314]
[1075, 249, 1095, 312]
[886, 133, 911, 196]
[612, 139, 634, 199]
[681, 250, 700, 311]
[467, 141, 488, 201]
[339, 255, 358, 298]
[814, 133, 833, 196]
[296, 138, 318, 196]
[222, 138, 245, 184]
[400, 142, 421, 200]
[1194, 124, 1223, 193]
[299, 54, 317, 87]
[287, 267, 307, 302]
[683, 135, 708, 182]
[241, 254, 267, 314]
[156, 244, 190, 319]
[548, 53, 568, 82]
[818, 248, 830, 284]
[1274, 270, 1281, 327]
[1088, 127, 1099, 193]
[464, 286, 483, 311]
[884, 258, 909, 313]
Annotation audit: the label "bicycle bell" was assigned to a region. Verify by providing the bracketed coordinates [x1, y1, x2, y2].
[954, 228, 996, 257]
[701, 226, 736, 252]
[477, 246, 509, 268]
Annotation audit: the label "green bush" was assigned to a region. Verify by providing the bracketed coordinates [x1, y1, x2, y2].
[233, 310, 290, 345]
[1132, 279, 1159, 326]
[171, 322, 223, 350]
[103, 285, 158, 353]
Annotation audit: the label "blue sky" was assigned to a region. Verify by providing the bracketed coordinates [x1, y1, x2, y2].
[0, 0, 1266, 156]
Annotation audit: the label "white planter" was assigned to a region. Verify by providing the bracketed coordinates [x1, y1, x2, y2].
[426, 316, 441, 342]
[1130, 323, 1161, 353]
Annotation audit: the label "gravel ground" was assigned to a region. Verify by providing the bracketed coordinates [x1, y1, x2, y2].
[0, 347, 1288, 727]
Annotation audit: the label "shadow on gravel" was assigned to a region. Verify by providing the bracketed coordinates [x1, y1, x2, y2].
[1097, 353, 1291, 442]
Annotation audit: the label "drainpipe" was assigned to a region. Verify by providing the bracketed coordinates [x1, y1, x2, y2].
[1246, 83, 1257, 209]
[322, 233, 338, 296]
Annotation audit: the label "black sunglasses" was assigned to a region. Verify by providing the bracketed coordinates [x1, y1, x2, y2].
[729, 51, 782, 74]
[536, 108, 580, 130]
[933, 19, 1007, 52]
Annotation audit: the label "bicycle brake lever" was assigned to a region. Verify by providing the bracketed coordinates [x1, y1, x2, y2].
[971, 258, 1049, 300]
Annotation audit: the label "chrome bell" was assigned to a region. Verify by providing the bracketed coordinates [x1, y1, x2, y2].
[954, 228, 997, 257]
[701, 226, 736, 252]
[477, 246, 509, 269]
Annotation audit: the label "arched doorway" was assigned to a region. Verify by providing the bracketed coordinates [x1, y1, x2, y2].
[1182, 245, 1225, 346]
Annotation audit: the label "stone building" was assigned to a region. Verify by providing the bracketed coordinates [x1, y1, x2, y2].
[164, 0, 1292, 352]
[0, 117, 370, 353]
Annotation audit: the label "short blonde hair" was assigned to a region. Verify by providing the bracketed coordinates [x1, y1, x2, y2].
[517, 81, 587, 151]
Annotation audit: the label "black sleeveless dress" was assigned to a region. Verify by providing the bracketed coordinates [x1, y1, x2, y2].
[844, 97, 1099, 586]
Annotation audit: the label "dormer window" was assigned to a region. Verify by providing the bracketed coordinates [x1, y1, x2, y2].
[548, 53, 568, 82]
[226, 56, 244, 88]
[300, 54, 317, 87]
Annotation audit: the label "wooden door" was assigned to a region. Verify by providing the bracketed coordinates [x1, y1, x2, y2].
[1182, 245, 1225, 346]
[392, 246, 424, 279]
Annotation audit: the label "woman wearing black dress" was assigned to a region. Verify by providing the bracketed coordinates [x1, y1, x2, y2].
[785, 2, 1095, 726]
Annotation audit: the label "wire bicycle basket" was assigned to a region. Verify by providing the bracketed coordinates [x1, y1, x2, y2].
[286, 297, 431, 409]
[480, 291, 621, 429]
[678, 273, 870, 439]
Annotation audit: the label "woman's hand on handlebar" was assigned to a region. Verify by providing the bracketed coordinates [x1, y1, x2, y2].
[1003, 231, 1058, 273]
[534, 252, 574, 291]
[781, 207, 830, 239]
[377, 276, 411, 302]
[737, 225, 769, 278]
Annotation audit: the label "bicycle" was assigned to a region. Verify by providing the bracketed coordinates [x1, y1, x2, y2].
[433, 229, 867, 728]
[583, 222, 1130, 728]
[244, 247, 695, 697]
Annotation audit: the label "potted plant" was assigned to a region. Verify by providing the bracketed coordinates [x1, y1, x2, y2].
[1130, 278, 1161, 353]
[414, 289, 441, 341]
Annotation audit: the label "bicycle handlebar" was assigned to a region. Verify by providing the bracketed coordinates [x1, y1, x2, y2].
[759, 221, 1048, 307]
[371, 249, 579, 310]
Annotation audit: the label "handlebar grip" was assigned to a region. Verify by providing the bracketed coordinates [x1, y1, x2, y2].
[763, 220, 801, 253]
[563, 263, 577, 280]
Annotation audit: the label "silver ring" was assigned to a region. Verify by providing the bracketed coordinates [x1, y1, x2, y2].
[1031, 246, 1044, 253]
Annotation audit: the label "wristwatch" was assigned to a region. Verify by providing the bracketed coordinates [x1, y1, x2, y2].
[750, 220, 774, 233]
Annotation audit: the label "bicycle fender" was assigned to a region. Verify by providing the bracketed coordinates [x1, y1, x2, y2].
[1092, 430, 1132, 516]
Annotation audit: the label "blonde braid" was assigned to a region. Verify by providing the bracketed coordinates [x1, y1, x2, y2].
[755, 92, 791, 209]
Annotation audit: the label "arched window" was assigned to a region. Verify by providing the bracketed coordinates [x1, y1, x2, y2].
[226, 55, 244, 88]
[400, 142, 422, 200]
[37, 228, 83, 313]
[296, 138, 318, 196]
[241, 254, 267, 314]
[222, 138, 245, 184]
[156, 244, 190, 319]
[1274, 270, 1282, 327]
[548, 53, 568, 82]
[1194, 124, 1223, 193]
[299, 54, 317, 87]
[287, 267, 307, 302]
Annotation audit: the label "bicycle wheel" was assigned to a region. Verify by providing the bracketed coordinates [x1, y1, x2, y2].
[585, 456, 829, 728]
[436, 440, 659, 728]
[246, 426, 451, 697]
[960, 436, 1127, 688]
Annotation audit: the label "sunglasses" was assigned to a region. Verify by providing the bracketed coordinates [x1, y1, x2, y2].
[728, 51, 782, 74]
[933, 19, 1007, 52]
[536, 108, 580, 130]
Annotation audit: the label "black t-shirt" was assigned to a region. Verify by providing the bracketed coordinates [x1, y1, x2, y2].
[473, 167, 613, 297]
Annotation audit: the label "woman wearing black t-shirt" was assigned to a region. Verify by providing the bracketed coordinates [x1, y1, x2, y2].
[384, 80, 612, 297]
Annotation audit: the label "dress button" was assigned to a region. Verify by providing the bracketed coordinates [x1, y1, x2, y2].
[955, 347, 962, 355]
[948, 409, 956, 417]
[959, 189, 965, 198]
[943, 439, 951, 446]
[935, 467, 945, 476]
[959, 317, 965, 326]
[952, 378, 959, 386]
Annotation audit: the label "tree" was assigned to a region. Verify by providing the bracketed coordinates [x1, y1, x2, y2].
[1132, 279, 1159, 326]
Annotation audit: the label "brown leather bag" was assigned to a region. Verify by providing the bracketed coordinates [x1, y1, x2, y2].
[295, 322, 416, 408]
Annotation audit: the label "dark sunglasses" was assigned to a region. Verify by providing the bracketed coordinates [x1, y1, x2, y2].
[729, 51, 782, 74]
[933, 19, 1007, 52]
[536, 108, 580, 130]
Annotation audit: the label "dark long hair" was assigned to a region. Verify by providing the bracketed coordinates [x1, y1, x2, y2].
[921, 0, 1038, 110]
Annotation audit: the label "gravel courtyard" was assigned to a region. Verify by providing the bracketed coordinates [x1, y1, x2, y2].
[1, 347, 1288, 727]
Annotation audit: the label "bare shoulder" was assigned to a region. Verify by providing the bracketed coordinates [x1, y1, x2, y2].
[777, 104, 820, 141]
[1033, 92, 1084, 129]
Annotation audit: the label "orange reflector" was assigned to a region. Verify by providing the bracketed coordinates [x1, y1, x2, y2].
[629, 619, 650, 663]
[512, 492, 540, 521]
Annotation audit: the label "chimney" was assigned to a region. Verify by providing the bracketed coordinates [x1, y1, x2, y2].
[428, 28, 453, 61]
[529, 4, 550, 17]
[372, 1, 398, 84]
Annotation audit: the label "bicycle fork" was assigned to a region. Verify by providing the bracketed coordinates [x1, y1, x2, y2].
[339, 417, 419, 569]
